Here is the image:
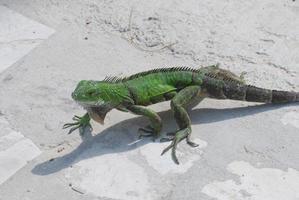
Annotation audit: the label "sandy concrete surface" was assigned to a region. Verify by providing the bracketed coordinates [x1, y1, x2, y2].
[0, 0, 299, 200]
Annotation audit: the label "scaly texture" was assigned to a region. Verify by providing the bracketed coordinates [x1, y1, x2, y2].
[64, 65, 299, 164]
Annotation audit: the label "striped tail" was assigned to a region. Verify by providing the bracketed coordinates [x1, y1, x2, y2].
[223, 84, 299, 104]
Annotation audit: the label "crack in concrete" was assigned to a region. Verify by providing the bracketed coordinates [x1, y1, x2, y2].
[0, 38, 44, 46]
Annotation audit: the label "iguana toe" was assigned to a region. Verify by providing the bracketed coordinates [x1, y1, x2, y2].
[160, 128, 191, 164]
[160, 138, 179, 164]
[138, 125, 159, 141]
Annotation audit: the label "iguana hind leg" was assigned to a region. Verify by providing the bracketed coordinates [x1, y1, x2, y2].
[186, 92, 206, 111]
[127, 105, 162, 140]
[161, 85, 203, 164]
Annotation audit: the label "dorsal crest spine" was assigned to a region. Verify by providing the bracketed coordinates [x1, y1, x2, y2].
[102, 66, 200, 83]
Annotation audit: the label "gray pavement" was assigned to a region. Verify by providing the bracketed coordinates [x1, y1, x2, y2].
[0, 1, 299, 200]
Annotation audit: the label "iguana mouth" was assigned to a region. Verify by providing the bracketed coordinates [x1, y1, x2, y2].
[76, 100, 105, 107]
[78, 102, 93, 108]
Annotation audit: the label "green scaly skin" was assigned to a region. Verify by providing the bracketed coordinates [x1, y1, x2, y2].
[64, 65, 299, 164]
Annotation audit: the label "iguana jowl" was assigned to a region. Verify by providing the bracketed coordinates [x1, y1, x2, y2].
[63, 65, 299, 164]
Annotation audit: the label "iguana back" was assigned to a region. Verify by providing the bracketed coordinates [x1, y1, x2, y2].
[122, 66, 298, 105]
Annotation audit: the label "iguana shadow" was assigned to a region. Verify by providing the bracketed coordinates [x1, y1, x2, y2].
[32, 102, 298, 176]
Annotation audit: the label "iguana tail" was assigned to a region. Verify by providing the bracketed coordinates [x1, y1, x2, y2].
[224, 84, 299, 103]
[203, 78, 299, 103]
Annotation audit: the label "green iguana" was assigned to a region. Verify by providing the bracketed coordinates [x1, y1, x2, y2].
[63, 65, 299, 164]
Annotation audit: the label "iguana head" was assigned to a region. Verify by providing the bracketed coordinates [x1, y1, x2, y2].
[72, 80, 102, 105]
[71, 80, 116, 124]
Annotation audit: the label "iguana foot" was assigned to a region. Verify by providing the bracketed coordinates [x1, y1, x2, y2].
[161, 132, 198, 147]
[160, 127, 198, 164]
[138, 125, 159, 141]
[63, 113, 91, 135]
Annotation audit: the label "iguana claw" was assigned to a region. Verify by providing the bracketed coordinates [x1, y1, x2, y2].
[63, 113, 91, 135]
[160, 127, 198, 164]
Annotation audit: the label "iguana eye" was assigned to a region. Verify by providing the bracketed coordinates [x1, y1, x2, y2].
[87, 91, 96, 96]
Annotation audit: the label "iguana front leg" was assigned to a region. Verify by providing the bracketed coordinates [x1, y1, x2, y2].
[63, 113, 91, 135]
[161, 85, 203, 164]
[127, 105, 162, 140]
